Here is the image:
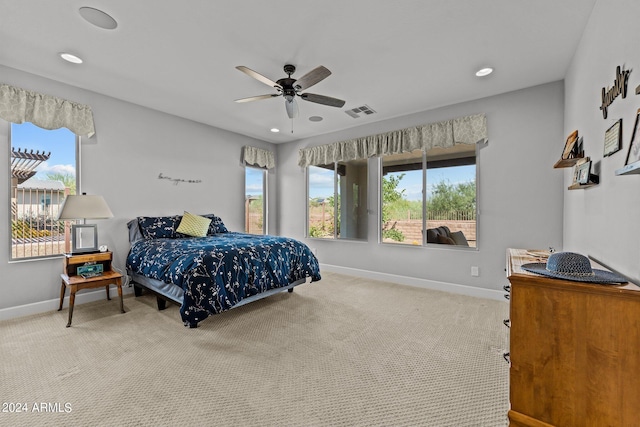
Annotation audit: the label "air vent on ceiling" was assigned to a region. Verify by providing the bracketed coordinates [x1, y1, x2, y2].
[345, 105, 376, 119]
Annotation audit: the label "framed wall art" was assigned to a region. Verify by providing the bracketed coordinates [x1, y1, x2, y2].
[624, 108, 640, 166]
[572, 157, 589, 185]
[603, 119, 622, 157]
[576, 160, 592, 185]
[562, 130, 579, 159]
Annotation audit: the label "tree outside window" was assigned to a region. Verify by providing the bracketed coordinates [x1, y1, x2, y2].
[381, 145, 477, 247]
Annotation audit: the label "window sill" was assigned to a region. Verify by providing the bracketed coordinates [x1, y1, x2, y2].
[381, 241, 478, 251]
[306, 237, 369, 243]
[8, 254, 64, 264]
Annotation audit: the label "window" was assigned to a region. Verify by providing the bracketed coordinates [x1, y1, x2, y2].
[381, 144, 477, 247]
[9, 122, 79, 260]
[245, 166, 266, 234]
[307, 159, 368, 240]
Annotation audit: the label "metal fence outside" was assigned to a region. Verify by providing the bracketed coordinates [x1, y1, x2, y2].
[11, 186, 70, 259]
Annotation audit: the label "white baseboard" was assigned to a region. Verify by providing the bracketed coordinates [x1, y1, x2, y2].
[320, 264, 506, 301]
[0, 287, 134, 322]
[1, 267, 505, 322]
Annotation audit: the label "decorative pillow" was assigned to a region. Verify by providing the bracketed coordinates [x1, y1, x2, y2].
[176, 212, 212, 237]
[202, 214, 229, 234]
[437, 234, 456, 245]
[450, 231, 469, 246]
[138, 215, 181, 239]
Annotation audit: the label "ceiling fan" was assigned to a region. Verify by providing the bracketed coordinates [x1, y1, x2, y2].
[235, 64, 346, 119]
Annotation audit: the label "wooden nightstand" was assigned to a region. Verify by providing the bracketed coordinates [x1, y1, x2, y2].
[58, 251, 125, 327]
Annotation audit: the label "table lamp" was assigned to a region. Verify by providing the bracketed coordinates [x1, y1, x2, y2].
[57, 194, 113, 254]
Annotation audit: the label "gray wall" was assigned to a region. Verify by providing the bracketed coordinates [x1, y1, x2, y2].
[1, 65, 276, 313]
[277, 81, 565, 295]
[562, 0, 640, 282]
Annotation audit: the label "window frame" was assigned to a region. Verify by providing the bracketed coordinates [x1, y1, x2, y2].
[244, 165, 267, 235]
[306, 160, 369, 241]
[7, 121, 81, 261]
[378, 144, 479, 249]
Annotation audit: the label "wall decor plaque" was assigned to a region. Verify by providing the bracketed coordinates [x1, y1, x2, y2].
[603, 119, 622, 157]
[599, 65, 631, 119]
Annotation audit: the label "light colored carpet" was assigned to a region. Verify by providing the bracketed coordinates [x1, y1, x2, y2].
[0, 272, 509, 427]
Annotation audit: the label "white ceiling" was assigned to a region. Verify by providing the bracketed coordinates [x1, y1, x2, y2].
[0, 0, 596, 144]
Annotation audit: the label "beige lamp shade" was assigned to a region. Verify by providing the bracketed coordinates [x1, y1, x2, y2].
[57, 195, 113, 220]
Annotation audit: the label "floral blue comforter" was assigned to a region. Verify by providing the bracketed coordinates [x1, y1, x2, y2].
[126, 232, 321, 326]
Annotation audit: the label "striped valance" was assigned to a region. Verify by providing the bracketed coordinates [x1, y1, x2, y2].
[298, 113, 487, 167]
[0, 84, 96, 137]
[243, 145, 275, 169]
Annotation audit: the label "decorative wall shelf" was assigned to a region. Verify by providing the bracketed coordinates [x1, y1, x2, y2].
[568, 173, 599, 190]
[615, 162, 640, 175]
[554, 156, 584, 168]
[568, 182, 598, 190]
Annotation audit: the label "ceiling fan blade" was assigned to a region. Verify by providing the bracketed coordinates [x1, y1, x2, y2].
[285, 98, 299, 119]
[300, 93, 346, 108]
[234, 94, 280, 103]
[236, 66, 282, 89]
[294, 66, 331, 90]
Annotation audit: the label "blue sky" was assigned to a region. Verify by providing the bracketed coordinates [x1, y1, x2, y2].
[309, 164, 475, 200]
[245, 166, 264, 197]
[11, 122, 76, 178]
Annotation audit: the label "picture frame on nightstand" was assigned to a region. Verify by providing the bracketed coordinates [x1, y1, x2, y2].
[71, 224, 98, 254]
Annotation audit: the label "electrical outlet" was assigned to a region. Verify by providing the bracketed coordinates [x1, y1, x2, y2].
[471, 266, 479, 277]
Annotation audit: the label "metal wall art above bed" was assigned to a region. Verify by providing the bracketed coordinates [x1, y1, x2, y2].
[126, 215, 321, 327]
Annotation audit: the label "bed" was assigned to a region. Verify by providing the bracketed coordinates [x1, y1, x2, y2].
[125, 214, 321, 327]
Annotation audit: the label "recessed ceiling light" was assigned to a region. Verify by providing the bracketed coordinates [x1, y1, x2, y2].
[79, 7, 118, 30]
[60, 53, 83, 64]
[475, 67, 493, 77]
[309, 116, 323, 122]
[270, 128, 280, 133]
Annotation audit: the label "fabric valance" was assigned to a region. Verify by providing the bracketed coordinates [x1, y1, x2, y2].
[243, 145, 275, 169]
[0, 84, 96, 137]
[298, 113, 487, 167]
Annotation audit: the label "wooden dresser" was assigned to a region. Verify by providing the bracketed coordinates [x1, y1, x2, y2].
[506, 248, 640, 427]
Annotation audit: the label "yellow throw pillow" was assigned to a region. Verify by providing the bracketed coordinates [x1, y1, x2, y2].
[176, 212, 212, 237]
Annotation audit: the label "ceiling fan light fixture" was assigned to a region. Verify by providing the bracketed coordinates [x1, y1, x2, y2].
[285, 98, 298, 119]
[235, 64, 345, 120]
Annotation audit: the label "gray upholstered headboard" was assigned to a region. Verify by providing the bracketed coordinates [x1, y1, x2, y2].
[127, 219, 144, 244]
